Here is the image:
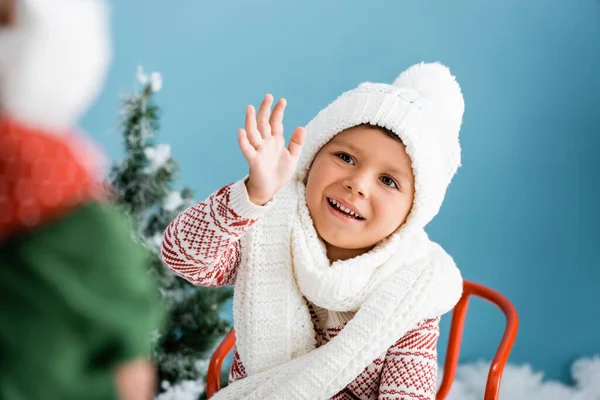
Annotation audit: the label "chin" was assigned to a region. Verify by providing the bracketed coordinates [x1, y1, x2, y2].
[316, 226, 369, 250]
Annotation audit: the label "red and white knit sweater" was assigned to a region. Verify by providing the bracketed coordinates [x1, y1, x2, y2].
[161, 182, 440, 400]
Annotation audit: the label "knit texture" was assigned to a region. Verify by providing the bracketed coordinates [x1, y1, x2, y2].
[162, 62, 465, 399]
[162, 181, 460, 399]
[0, 116, 104, 242]
[296, 62, 464, 229]
[223, 184, 460, 400]
[229, 305, 442, 400]
[212, 63, 464, 399]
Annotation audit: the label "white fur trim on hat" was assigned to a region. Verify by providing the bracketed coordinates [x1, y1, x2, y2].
[0, 0, 111, 132]
[295, 62, 465, 228]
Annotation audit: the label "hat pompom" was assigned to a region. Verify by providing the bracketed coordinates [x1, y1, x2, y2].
[0, 0, 111, 132]
[392, 62, 464, 125]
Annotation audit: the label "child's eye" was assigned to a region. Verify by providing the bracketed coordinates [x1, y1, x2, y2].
[380, 176, 398, 189]
[335, 152, 355, 165]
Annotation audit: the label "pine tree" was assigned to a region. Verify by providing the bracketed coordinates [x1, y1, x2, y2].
[108, 67, 233, 398]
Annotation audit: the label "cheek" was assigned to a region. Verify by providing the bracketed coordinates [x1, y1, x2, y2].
[306, 162, 331, 196]
[374, 195, 412, 227]
[305, 172, 325, 216]
[305, 183, 318, 211]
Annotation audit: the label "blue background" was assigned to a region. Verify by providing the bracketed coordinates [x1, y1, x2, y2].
[84, 0, 600, 382]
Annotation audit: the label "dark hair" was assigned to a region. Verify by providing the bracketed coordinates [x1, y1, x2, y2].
[357, 123, 402, 144]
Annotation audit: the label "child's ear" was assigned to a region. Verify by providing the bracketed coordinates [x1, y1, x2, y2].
[0, 0, 17, 27]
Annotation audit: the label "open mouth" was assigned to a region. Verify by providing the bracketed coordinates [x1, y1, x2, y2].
[327, 198, 365, 220]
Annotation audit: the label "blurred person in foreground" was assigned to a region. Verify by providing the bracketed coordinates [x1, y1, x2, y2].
[0, 0, 163, 399]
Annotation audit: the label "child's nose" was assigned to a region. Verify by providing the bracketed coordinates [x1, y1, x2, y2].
[343, 178, 368, 198]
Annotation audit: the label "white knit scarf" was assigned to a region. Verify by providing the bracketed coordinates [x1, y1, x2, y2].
[214, 181, 462, 400]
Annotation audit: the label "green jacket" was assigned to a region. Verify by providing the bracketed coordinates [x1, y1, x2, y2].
[0, 202, 163, 400]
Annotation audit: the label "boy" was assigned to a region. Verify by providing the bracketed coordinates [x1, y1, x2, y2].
[163, 62, 464, 399]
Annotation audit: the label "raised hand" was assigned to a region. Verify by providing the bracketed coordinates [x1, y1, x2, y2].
[238, 94, 306, 205]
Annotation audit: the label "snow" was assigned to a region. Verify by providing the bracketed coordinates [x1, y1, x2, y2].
[151, 72, 163, 92]
[155, 379, 205, 400]
[136, 66, 149, 85]
[153, 360, 210, 400]
[152, 355, 600, 399]
[144, 144, 171, 173]
[572, 356, 600, 395]
[443, 356, 600, 400]
[137, 66, 162, 92]
[154, 361, 209, 400]
[151, 232, 163, 248]
[195, 359, 210, 375]
[163, 191, 184, 212]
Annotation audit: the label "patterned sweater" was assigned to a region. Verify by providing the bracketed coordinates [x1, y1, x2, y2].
[161, 181, 440, 400]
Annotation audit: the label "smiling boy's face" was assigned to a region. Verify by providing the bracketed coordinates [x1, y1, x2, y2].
[305, 125, 415, 262]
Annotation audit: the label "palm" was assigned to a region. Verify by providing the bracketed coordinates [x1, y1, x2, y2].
[251, 136, 293, 185]
[238, 94, 305, 204]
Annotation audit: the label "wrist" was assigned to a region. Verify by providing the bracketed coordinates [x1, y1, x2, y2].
[244, 179, 272, 206]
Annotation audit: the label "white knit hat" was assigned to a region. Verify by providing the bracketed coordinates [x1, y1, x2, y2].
[295, 62, 465, 229]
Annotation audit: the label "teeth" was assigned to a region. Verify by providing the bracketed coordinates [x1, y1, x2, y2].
[330, 199, 361, 219]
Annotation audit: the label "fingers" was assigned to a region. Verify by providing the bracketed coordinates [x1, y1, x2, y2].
[244, 105, 262, 147]
[256, 94, 274, 138]
[244, 94, 285, 147]
[114, 359, 156, 400]
[238, 129, 257, 160]
[270, 98, 286, 136]
[288, 127, 306, 159]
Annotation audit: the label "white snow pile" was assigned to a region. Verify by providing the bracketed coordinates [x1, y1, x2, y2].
[137, 65, 162, 92]
[151, 232, 163, 249]
[144, 144, 171, 173]
[163, 191, 184, 212]
[153, 356, 600, 399]
[155, 360, 211, 400]
[155, 379, 205, 400]
[443, 356, 600, 400]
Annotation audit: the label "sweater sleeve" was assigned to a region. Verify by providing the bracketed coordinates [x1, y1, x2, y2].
[160, 179, 270, 287]
[378, 317, 441, 400]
